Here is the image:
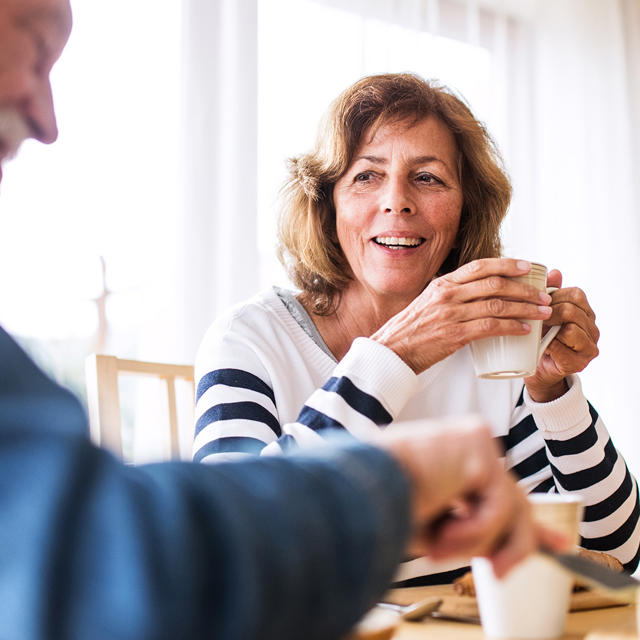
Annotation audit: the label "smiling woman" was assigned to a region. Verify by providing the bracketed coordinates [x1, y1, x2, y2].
[277, 75, 510, 318]
[192, 72, 640, 586]
[333, 117, 463, 314]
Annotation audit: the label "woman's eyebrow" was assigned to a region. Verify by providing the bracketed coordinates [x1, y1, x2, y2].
[354, 154, 449, 166]
[354, 155, 386, 164]
[412, 155, 447, 166]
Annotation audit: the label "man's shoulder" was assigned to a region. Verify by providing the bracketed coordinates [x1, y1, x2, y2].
[0, 326, 88, 437]
[0, 326, 57, 392]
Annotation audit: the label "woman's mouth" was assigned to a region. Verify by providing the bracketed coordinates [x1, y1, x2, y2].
[373, 236, 425, 250]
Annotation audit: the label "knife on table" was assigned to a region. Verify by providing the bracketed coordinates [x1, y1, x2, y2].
[539, 547, 640, 602]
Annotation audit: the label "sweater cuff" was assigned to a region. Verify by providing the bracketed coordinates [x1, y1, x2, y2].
[335, 337, 419, 418]
[523, 374, 592, 434]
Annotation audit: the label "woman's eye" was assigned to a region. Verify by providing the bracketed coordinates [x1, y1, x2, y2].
[416, 173, 442, 185]
[354, 172, 372, 182]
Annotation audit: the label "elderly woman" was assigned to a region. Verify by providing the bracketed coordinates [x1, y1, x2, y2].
[192, 73, 639, 584]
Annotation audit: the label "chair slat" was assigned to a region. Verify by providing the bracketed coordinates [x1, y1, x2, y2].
[85, 354, 194, 461]
[165, 376, 180, 460]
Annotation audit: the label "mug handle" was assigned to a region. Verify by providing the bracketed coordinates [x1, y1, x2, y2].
[538, 286, 561, 359]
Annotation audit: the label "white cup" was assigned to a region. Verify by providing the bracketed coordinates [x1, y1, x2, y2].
[470, 262, 561, 379]
[473, 493, 583, 640]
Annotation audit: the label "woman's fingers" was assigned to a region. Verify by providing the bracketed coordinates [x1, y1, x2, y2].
[548, 287, 598, 338]
[468, 298, 551, 323]
[541, 323, 599, 374]
[552, 322, 598, 357]
[374, 263, 597, 377]
[546, 269, 563, 289]
[443, 258, 533, 286]
[431, 275, 551, 307]
[530, 287, 599, 381]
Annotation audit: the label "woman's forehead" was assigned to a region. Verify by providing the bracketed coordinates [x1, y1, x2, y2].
[355, 115, 454, 153]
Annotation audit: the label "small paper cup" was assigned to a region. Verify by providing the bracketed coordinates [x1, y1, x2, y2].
[473, 554, 573, 639]
[473, 493, 583, 639]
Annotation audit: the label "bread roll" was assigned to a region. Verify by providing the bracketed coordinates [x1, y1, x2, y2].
[452, 549, 624, 596]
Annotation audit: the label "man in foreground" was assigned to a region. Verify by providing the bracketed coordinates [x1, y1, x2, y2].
[0, 1, 563, 638]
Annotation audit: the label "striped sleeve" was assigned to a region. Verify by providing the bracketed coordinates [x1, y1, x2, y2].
[502, 375, 640, 572]
[274, 338, 417, 449]
[193, 367, 282, 462]
[193, 337, 418, 463]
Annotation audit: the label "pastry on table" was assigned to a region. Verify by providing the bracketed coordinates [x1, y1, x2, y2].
[452, 549, 624, 597]
[345, 608, 399, 640]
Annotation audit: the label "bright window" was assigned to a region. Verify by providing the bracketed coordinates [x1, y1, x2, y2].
[0, 0, 181, 397]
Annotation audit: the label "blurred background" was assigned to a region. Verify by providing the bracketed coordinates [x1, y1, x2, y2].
[0, 0, 638, 467]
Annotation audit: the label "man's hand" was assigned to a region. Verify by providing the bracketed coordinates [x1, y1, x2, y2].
[376, 416, 569, 577]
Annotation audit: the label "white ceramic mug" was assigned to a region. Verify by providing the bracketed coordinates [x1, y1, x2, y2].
[470, 262, 561, 379]
[473, 493, 583, 640]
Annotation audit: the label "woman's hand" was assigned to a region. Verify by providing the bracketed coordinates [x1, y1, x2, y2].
[371, 258, 553, 374]
[524, 269, 600, 402]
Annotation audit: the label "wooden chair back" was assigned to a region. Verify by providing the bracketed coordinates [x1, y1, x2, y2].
[85, 354, 195, 460]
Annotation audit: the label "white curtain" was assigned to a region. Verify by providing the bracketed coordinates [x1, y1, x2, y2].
[130, 0, 259, 460]
[512, 0, 640, 475]
[174, 0, 259, 364]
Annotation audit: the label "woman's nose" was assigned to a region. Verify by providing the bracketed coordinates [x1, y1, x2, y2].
[382, 177, 414, 215]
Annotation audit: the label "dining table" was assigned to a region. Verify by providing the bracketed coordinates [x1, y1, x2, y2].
[383, 584, 638, 639]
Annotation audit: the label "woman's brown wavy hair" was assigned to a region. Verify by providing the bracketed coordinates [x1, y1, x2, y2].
[277, 73, 512, 314]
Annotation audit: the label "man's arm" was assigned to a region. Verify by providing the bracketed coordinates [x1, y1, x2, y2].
[1, 428, 410, 640]
[1, 332, 558, 639]
[0, 329, 410, 640]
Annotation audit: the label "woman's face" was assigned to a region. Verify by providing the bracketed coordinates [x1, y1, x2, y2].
[333, 116, 463, 308]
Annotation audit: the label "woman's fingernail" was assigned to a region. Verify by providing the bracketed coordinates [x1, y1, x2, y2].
[539, 292, 552, 303]
[538, 305, 552, 315]
[517, 260, 531, 272]
[521, 323, 531, 332]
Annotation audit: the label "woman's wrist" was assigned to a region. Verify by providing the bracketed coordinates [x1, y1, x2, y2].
[370, 329, 419, 374]
[524, 378, 569, 403]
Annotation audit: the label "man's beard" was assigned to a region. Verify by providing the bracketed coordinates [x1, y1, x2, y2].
[0, 106, 31, 162]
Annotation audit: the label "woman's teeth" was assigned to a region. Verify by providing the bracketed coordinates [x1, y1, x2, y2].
[374, 236, 424, 249]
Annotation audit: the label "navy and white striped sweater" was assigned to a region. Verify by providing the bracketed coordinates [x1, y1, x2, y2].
[193, 288, 640, 580]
